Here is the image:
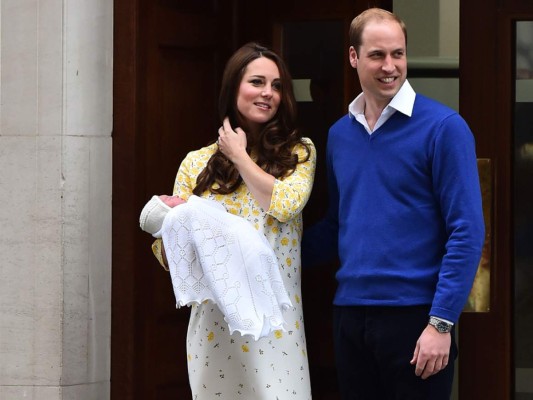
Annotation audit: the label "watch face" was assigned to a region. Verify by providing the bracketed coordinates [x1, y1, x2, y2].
[436, 321, 447, 333]
[430, 317, 452, 333]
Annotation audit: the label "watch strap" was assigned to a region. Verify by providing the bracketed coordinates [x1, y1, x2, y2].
[428, 316, 453, 333]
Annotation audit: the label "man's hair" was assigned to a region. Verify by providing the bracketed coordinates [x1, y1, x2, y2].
[349, 8, 407, 56]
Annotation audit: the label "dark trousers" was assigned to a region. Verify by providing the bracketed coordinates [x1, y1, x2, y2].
[333, 305, 458, 400]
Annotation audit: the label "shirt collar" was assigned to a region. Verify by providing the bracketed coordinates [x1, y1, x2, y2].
[349, 80, 416, 119]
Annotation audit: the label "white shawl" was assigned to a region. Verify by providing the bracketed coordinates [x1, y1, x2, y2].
[159, 195, 292, 340]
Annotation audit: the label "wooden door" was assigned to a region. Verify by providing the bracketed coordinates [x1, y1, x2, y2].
[112, 0, 533, 397]
[459, 0, 533, 399]
[257, 2, 392, 398]
[228, 1, 391, 398]
[112, 1, 235, 398]
[112, 0, 397, 398]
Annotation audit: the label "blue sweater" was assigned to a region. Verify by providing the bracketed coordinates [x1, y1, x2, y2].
[304, 94, 485, 322]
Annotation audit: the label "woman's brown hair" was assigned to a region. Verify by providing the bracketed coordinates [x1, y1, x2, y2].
[193, 42, 310, 196]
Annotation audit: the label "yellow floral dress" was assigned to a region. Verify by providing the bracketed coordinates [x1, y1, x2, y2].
[152, 138, 316, 399]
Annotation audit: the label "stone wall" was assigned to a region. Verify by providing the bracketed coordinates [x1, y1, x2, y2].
[0, 0, 113, 399]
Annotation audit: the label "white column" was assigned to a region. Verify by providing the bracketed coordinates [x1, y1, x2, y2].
[0, 0, 113, 399]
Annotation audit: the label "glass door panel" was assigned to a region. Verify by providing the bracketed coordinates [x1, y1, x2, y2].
[514, 20, 533, 400]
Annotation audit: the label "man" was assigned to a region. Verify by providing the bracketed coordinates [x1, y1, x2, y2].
[303, 8, 485, 400]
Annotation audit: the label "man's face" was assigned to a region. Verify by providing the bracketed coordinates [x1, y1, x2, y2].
[349, 19, 407, 108]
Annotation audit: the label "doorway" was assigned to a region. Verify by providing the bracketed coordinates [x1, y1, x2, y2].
[111, 0, 533, 399]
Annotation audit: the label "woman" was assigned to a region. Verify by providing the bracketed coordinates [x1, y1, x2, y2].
[152, 42, 316, 399]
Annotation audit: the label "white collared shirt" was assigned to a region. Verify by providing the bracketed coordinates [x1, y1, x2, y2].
[349, 80, 416, 134]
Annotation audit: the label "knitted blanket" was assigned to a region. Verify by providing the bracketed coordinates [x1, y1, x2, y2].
[160, 195, 292, 340]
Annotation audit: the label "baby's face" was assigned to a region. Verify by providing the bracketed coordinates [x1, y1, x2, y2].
[159, 195, 186, 208]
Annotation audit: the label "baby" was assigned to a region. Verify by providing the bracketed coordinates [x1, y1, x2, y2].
[139, 195, 186, 237]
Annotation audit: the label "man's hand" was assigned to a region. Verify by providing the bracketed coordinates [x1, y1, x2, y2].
[410, 325, 451, 379]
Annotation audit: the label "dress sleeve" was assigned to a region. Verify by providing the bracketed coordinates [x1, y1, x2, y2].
[151, 239, 169, 271]
[267, 138, 316, 223]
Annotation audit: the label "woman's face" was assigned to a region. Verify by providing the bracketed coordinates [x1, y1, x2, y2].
[236, 57, 281, 133]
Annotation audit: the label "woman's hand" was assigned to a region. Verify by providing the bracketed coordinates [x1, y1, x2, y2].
[217, 117, 275, 210]
[217, 117, 248, 162]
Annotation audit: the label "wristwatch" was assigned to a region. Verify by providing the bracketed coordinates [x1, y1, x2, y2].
[428, 316, 453, 333]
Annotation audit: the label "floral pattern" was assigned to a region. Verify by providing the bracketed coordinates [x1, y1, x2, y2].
[153, 138, 316, 399]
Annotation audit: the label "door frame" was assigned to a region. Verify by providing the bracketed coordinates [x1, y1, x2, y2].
[458, 0, 533, 398]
